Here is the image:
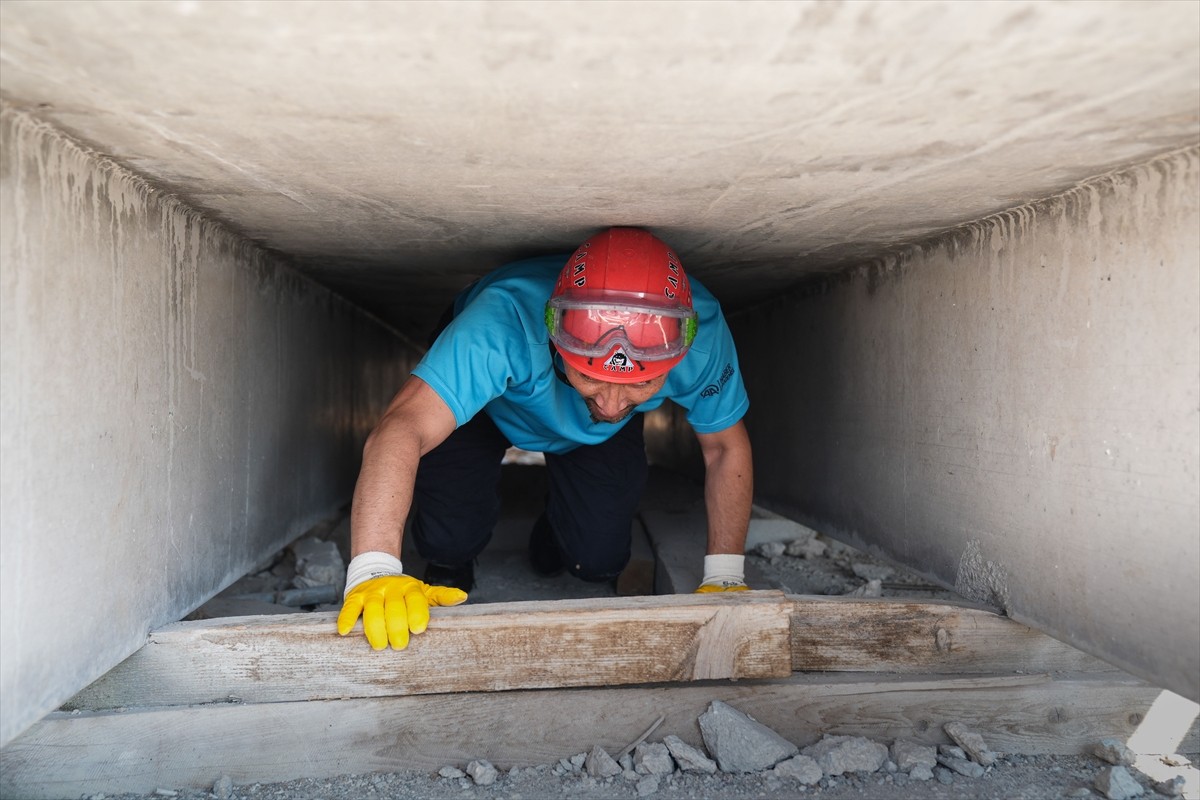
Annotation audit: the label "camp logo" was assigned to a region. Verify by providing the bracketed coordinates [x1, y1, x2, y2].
[602, 346, 635, 374]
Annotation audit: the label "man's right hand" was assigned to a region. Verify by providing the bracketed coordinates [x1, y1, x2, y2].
[337, 574, 467, 651]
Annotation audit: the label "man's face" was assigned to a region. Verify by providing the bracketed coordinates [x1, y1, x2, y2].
[562, 363, 668, 424]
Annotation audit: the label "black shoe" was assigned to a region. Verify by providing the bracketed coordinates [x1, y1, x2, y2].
[423, 560, 475, 593]
[528, 515, 565, 577]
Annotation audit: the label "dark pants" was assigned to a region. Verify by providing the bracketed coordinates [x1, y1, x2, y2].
[411, 411, 648, 581]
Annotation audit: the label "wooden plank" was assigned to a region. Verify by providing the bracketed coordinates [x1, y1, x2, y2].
[789, 595, 1117, 675]
[7, 672, 1192, 798]
[65, 592, 794, 711]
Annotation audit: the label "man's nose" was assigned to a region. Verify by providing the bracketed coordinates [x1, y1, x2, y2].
[594, 386, 626, 414]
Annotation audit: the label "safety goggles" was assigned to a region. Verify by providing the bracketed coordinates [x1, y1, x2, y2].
[545, 298, 698, 361]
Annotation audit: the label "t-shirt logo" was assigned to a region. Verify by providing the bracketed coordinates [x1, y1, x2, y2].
[603, 347, 635, 374]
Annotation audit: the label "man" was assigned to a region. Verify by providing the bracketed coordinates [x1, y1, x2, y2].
[337, 228, 753, 650]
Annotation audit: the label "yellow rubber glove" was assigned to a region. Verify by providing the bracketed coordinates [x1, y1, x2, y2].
[695, 581, 750, 593]
[337, 575, 467, 651]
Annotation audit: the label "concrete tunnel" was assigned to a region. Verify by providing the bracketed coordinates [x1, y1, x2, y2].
[1, 0, 1198, 752]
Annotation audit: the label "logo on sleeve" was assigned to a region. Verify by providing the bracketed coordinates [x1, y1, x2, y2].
[602, 347, 635, 374]
[701, 363, 735, 398]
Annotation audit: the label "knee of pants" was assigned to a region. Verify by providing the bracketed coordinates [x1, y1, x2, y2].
[563, 543, 630, 583]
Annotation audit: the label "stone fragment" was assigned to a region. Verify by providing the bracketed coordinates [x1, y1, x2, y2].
[466, 759, 498, 786]
[1153, 776, 1185, 797]
[619, 753, 635, 771]
[891, 740, 937, 772]
[939, 744, 967, 760]
[570, 752, 586, 770]
[757, 541, 787, 558]
[844, 579, 882, 598]
[437, 766, 464, 779]
[884, 760, 898, 773]
[909, 764, 934, 782]
[634, 742, 674, 776]
[663, 735, 717, 775]
[772, 755, 822, 785]
[851, 563, 895, 582]
[698, 700, 798, 773]
[212, 775, 234, 800]
[934, 766, 954, 785]
[635, 775, 660, 797]
[291, 537, 345, 590]
[622, 769, 639, 782]
[937, 755, 985, 778]
[801, 734, 888, 776]
[586, 746, 622, 779]
[787, 538, 828, 559]
[1091, 738, 1136, 767]
[944, 722, 998, 767]
[1093, 766, 1144, 800]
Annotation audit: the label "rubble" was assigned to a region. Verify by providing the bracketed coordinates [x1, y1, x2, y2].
[802, 734, 889, 775]
[844, 578, 883, 598]
[910, 763, 936, 781]
[1090, 738, 1136, 767]
[1153, 776, 1185, 797]
[663, 735, 717, 775]
[584, 745, 622, 778]
[937, 754, 986, 778]
[633, 742, 675, 776]
[697, 700, 798, 773]
[291, 537, 345, 591]
[1093, 765, 1145, 800]
[771, 754, 822, 784]
[465, 759, 498, 786]
[945, 721, 998, 767]
[212, 775, 233, 800]
[891, 739, 938, 772]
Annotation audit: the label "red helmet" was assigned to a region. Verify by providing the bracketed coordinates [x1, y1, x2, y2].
[546, 228, 698, 384]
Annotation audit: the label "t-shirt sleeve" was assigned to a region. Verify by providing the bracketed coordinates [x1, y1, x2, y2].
[410, 292, 529, 427]
[679, 314, 750, 434]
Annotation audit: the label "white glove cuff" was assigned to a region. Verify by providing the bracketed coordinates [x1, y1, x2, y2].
[701, 554, 746, 587]
[344, 551, 404, 597]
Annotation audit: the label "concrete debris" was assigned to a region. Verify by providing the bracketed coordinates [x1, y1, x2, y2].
[851, 562, 895, 582]
[437, 766, 464, 779]
[569, 752, 587, 771]
[939, 744, 968, 760]
[585, 745, 622, 778]
[291, 537, 345, 590]
[844, 578, 883, 598]
[945, 721, 998, 766]
[1093, 766, 1145, 800]
[937, 754, 986, 778]
[635, 775, 660, 797]
[891, 739, 938, 772]
[619, 753, 635, 772]
[698, 700, 799, 773]
[1153, 776, 1185, 797]
[756, 541, 787, 559]
[772, 754, 823, 785]
[634, 742, 675, 776]
[909, 764, 935, 781]
[801, 734, 889, 776]
[1090, 738, 1136, 767]
[663, 735, 717, 775]
[212, 774, 234, 800]
[466, 759, 498, 786]
[934, 766, 955, 785]
[785, 537, 828, 559]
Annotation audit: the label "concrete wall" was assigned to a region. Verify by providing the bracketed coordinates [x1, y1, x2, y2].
[0, 108, 418, 746]
[733, 149, 1200, 702]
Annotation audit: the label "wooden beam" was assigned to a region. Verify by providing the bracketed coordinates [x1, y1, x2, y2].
[789, 596, 1116, 675]
[7, 672, 1191, 799]
[65, 593, 794, 711]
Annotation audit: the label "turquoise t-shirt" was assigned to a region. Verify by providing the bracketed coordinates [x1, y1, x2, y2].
[412, 255, 749, 455]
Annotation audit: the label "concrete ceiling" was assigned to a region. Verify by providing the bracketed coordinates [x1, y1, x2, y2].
[2, 0, 1197, 336]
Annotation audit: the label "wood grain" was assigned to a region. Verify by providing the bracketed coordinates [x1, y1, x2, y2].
[9, 672, 1189, 798]
[65, 592, 794, 711]
[789, 595, 1116, 674]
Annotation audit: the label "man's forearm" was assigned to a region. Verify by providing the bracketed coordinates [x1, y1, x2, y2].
[702, 429, 754, 556]
[349, 418, 423, 559]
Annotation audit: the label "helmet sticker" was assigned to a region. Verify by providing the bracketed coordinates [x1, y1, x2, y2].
[602, 346, 635, 374]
